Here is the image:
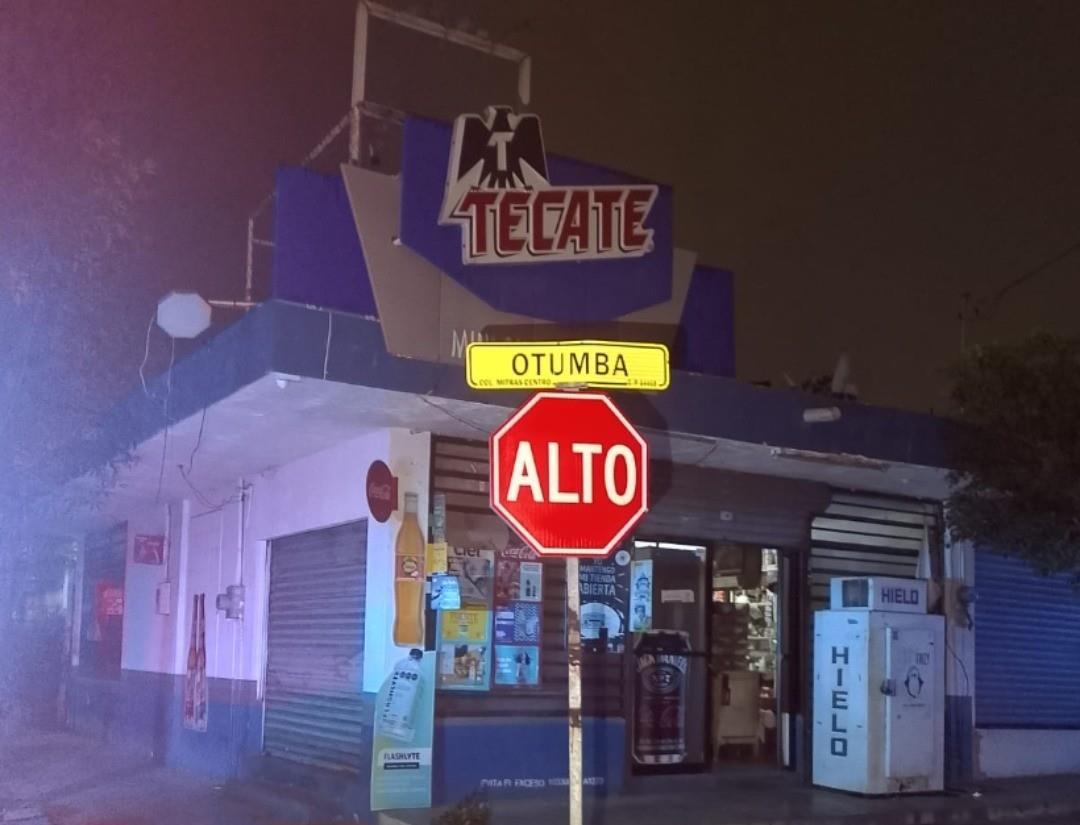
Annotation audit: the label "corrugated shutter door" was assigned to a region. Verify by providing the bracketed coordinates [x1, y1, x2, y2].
[810, 493, 936, 610]
[645, 462, 830, 550]
[975, 551, 1080, 728]
[264, 521, 368, 772]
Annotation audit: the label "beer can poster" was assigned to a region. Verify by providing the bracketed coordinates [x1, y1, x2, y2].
[633, 631, 690, 765]
[579, 550, 630, 653]
[370, 648, 437, 811]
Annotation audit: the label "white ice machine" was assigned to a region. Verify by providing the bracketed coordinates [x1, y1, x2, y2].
[812, 576, 944, 795]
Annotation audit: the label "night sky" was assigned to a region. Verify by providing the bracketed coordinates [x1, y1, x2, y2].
[5, 0, 1080, 417]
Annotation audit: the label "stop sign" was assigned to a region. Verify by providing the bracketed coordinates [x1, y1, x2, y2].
[490, 392, 649, 558]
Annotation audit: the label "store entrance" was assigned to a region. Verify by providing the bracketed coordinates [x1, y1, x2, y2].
[628, 539, 787, 775]
[709, 543, 780, 766]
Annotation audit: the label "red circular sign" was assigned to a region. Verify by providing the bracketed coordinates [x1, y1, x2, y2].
[490, 392, 649, 558]
[366, 460, 397, 523]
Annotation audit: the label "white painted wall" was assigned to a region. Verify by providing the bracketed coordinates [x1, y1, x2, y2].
[976, 729, 1080, 777]
[118, 426, 432, 695]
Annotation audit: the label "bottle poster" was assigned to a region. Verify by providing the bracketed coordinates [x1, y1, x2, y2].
[370, 649, 437, 811]
[182, 593, 208, 732]
[580, 550, 631, 653]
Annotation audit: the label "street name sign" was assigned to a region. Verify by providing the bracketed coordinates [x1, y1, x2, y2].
[467, 340, 669, 391]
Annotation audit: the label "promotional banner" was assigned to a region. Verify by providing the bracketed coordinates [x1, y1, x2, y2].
[580, 550, 630, 653]
[371, 649, 437, 811]
[630, 560, 653, 632]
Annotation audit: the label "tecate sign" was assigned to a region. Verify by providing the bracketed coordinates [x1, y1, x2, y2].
[440, 107, 658, 265]
[489, 392, 649, 558]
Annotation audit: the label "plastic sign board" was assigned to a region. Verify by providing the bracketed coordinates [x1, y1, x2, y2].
[490, 392, 649, 558]
[439, 107, 658, 265]
[467, 340, 670, 391]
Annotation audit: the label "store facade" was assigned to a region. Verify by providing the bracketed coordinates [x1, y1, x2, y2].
[58, 104, 965, 813]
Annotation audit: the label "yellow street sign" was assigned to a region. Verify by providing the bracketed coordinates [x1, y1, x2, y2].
[466, 340, 670, 391]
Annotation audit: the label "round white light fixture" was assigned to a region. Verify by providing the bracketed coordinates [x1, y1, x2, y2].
[156, 291, 212, 339]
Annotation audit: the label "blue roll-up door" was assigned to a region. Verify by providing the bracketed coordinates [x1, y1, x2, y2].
[974, 551, 1080, 729]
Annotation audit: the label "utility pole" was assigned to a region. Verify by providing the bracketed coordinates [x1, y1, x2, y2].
[566, 556, 583, 825]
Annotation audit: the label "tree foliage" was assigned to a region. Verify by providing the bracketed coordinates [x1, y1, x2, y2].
[946, 333, 1080, 577]
[0, 4, 155, 541]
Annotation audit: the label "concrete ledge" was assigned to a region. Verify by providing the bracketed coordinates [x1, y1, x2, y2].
[975, 728, 1080, 778]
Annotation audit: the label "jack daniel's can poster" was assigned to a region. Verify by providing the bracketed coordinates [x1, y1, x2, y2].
[632, 631, 689, 764]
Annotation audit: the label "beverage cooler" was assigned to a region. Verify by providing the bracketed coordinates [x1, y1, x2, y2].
[629, 543, 709, 769]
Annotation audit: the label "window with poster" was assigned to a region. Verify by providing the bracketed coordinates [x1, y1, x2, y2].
[79, 522, 126, 680]
[430, 437, 626, 717]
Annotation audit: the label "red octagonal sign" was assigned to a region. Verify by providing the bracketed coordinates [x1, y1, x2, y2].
[490, 392, 649, 558]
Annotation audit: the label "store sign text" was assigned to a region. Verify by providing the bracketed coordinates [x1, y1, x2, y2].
[830, 645, 850, 758]
[440, 107, 657, 264]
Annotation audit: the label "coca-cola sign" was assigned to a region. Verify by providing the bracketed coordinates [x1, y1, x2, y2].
[366, 460, 398, 523]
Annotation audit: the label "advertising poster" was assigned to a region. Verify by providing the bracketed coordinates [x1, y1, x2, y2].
[630, 559, 653, 632]
[494, 645, 540, 686]
[370, 649, 437, 811]
[437, 608, 491, 691]
[491, 543, 541, 688]
[493, 601, 541, 644]
[448, 547, 494, 608]
[580, 549, 631, 652]
[495, 545, 541, 602]
[132, 534, 165, 565]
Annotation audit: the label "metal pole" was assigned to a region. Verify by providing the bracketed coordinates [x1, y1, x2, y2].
[566, 556, 583, 825]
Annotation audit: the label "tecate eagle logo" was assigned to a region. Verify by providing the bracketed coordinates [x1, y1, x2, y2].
[439, 106, 658, 265]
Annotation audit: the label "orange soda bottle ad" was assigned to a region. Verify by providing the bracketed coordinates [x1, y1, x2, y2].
[393, 491, 426, 646]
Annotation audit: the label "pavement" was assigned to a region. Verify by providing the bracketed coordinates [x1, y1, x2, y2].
[382, 767, 1080, 825]
[0, 728, 259, 825]
[3, 726, 1080, 825]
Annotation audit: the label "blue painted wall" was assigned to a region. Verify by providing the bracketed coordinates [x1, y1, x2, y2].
[67, 670, 262, 779]
[272, 167, 378, 317]
[433, 717, 625, 804]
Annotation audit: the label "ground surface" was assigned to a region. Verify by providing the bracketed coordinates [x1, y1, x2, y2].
[3, 726, 1080, 825]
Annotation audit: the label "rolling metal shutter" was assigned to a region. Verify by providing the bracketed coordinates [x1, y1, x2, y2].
[810, 493, 936, 610]
[264, 520, 368, 772]
[645, 462, 829, 550]
[974, 551, 1080, 729]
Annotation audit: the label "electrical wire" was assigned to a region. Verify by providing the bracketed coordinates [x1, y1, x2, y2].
[322, 313, 333, 380]
[154, 337, 176, 503]
[139, 312, 155, 397]
[945, 633, 972, 697]
[419, 394, 489, 433]
[185, 406, 209, 476]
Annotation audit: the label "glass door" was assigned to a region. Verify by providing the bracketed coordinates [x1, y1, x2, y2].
[629, 540, 708, 770]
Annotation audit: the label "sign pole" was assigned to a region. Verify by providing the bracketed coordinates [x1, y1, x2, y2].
[566, 556, 583, 825]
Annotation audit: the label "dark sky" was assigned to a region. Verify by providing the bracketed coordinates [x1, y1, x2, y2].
[6, 0, 1080, 415]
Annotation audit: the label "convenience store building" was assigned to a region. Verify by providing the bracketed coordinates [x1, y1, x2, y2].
[59, 103, 1003, 812]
